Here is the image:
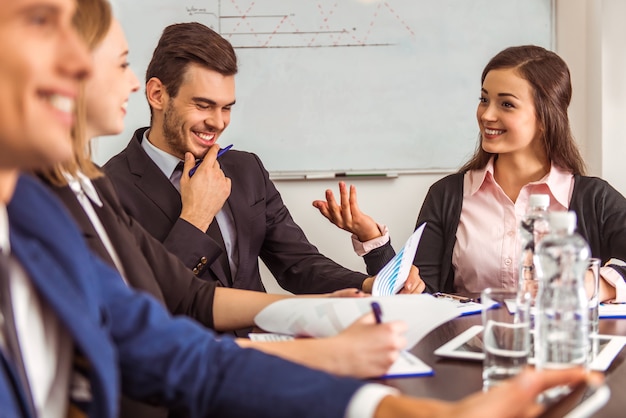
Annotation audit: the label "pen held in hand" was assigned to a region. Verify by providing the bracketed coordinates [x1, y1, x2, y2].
[189, 144, 234, 177]
[371, 301, 383, 324]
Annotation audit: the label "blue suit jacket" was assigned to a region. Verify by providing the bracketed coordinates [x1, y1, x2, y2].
[0, 175, 362, 418]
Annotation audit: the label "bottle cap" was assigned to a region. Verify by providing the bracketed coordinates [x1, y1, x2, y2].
[529, 194, 550, 208]
[549, 211, 576, 232]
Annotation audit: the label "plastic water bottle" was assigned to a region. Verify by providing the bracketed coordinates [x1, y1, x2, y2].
[518, 194, 550, 303]
[534, 211, 590, 370]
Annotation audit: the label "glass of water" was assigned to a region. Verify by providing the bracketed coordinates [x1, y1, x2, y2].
[481, 288, 531, 391]
[586, 258, 601, 337]
[587, 258, 601, 359]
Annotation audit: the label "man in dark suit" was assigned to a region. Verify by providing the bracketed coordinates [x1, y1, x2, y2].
[104, 22, 424, 295]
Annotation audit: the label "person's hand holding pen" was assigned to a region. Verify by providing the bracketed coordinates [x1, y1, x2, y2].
[189, 144, 233, 177]
[313, 301, 406, 378]
[371, 301, 384, 324]
[179, 144, 231, 233]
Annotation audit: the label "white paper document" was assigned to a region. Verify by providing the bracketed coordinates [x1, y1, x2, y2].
[598, 303, 626, 318]
[438, 299, 486, 316]
[248, 333, 295, 342]
[254, 294, 460, 351]
[383, 350, 433, 378]
[372, 223, 427, 296]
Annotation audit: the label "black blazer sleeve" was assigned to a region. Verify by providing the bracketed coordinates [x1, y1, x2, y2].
[249, 154, 368, 293]
[570, 175, 626, 285]
[95, 176, 218, 328]
[364, 173, 464, 293]
[411, 173, 464, 293]
[362, 241, 396, 276]
[163, 217, 223, 276]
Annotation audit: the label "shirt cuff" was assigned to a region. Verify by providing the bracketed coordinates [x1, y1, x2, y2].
[601, 259, 626, 303]
[344, 383, 399, 418]
[351, 224, 390, 257]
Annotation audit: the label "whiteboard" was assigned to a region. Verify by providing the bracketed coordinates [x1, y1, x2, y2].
[103, 0, 553, 174]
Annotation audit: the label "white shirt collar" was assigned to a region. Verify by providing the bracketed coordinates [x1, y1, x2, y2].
[140, 130, 182, 179]
[466, 156, 573, 207]
[62, 170, 103, 207]
[0, 204, 9, 253]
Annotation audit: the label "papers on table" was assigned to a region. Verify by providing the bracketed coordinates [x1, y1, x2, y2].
[380, 351, 433, 378]
[249, 333, 295, 342]
[436, 299, 486, 316]
[372, 223, 426, 296]
[253, 294, 455, 379]
[249, 332, 433, 378]
[599, 303, 626, 318]
[254, 294, 460, 350]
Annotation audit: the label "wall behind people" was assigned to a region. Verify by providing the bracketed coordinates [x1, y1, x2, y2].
[93, 0, 625, 292]
[100, 0, 553, 174]
[554, 0, 626, 193]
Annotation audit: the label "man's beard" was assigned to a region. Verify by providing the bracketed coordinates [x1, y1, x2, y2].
[162, 100, 190, 159]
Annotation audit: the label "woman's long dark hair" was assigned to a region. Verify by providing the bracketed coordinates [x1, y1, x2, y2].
[459, 45, 586, 175]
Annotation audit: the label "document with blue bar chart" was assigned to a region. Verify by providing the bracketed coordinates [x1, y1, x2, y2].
[372, 223, 427, 296]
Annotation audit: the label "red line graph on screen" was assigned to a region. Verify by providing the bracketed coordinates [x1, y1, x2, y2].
[186, 0, 416, 49]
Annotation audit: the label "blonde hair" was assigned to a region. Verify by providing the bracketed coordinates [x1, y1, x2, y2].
[42, 0, 112, 185]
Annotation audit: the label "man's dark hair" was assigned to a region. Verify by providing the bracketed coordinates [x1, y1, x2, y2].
[146, 22, 238, 99]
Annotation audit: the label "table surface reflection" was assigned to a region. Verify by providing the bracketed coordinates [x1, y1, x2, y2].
[380, 312, 626, 417]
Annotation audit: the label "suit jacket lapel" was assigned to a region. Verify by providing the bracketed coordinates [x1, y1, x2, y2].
[49, 185, 117, 268]
[90, 179, 167, 300]
[52, 178, 167, 301]
[127, 132, 182, 225]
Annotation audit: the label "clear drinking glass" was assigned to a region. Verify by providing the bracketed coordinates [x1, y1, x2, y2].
[587, 258, 601, 358]
[481, 288, 531, 391]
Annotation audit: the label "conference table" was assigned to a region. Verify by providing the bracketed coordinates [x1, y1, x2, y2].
[381, 311, 626, 416]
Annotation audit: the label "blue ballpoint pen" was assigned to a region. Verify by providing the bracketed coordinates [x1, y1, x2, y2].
[189, 144, 233, 177]
[371, 301, 383, 324]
